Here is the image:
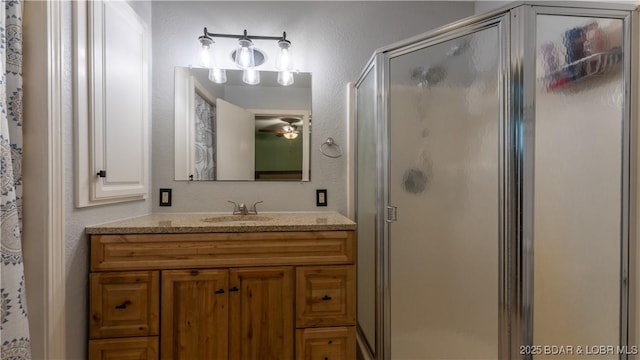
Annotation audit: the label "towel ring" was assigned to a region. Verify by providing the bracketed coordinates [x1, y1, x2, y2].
[320, 137, 343, 158]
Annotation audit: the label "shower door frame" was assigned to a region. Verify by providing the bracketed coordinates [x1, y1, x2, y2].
[380, 14, 511, 360]
[353, 2, 638, 359]
[353, 54, 385, 359]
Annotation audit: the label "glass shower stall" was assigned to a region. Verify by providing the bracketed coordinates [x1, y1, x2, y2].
[354, 2, 638, 359]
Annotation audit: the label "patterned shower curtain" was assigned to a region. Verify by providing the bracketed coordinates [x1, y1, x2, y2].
[194, 93, 216, 180]
[0, 0, 32, 359]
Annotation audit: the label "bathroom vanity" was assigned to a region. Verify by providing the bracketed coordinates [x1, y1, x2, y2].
[86, 212, 356, 360]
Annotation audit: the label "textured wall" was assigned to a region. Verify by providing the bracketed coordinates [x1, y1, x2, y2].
[151, 1, 474, 214]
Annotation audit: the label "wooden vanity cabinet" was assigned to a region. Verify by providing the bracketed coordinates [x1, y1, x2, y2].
[88, 230, 356, 360]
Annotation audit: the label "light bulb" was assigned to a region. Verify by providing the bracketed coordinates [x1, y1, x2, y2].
[209, 68, 227, 84]
[277, 71, 294, 86]
[243, 69, 260, 85]
[276, 40, 293, 71]
[198, 36, 214, 68]
[283, 131, 299, 140]
[234, 39, 255, 69]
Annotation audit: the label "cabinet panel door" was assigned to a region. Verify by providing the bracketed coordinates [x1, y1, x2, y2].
[75, 0, 149, 206]
[161, 270, 228, 360]
[296, 265, 356, 327]
[229, 267, 294, 360]
[89, 337, 158, 360]
[89, 271, 159, 339]
[295, 327, 356, 360]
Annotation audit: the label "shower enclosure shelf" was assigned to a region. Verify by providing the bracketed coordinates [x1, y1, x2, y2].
[543, 47, 623, 90]
[354, 2, 637, 360]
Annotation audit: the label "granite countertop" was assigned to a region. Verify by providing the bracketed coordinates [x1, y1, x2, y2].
[85, 211, 356, 234]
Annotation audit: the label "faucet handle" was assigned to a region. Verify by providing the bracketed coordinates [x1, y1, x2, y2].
[227, 200, 240, 214]
[249, 201, 263, 214]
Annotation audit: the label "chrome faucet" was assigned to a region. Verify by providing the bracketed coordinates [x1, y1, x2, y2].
[238, 203, 248, 215]
[228, 200, 263, 215]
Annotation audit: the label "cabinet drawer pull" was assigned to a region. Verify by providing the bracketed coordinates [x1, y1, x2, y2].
[322, 295, 332, 301]
[229, 286, 239, 292]
[114, 300, 132, 309]
[215, 289, 225, 294]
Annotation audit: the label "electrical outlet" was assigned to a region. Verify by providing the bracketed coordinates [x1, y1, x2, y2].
[159, 188, 172, 206]
[316, 189, 327, 207]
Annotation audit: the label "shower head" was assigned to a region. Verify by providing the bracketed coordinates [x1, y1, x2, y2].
[412, 66, 447, 87]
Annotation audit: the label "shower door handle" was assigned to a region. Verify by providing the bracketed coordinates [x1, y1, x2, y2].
[386, 205, 398, 223]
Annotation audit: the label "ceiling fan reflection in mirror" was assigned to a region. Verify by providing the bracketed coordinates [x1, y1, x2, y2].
[256, 116, 302, 140]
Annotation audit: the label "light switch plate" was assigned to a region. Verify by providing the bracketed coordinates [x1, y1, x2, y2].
[316, 189, 327, 207]
[159, 188, 172, 206]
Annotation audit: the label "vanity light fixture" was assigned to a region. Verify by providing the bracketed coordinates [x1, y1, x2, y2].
[277, 71, 294, 86]
[198, 35, 214, 68]
[276, 38, 293, 71]
[234, 37, 256, 69]
[243, 68, 260, 85]
[208, 68, 227, 84]
[197, 27, 295, 86]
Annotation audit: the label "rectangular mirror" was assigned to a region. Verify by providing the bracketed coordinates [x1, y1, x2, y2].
[174, 67, 311, 181]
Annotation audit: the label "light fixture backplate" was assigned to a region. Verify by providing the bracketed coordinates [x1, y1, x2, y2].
[230, 47, 267, 67]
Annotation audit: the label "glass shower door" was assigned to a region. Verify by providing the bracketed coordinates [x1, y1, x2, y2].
[387, 23, 503, 359]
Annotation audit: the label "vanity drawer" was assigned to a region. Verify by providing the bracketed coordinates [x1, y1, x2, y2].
[90, 231, 355, 271]
[295, 327, 356, 360]
[296, 266, 355, 327]
[89, 337, 158, 360]
[90, 271, 159, 339]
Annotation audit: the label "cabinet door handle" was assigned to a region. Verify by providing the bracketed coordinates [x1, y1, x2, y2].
[215, 289, 225, 294]
[322, 295, 332, 301]
[229, 286, 239, 292]
[114, 300, 132, 309]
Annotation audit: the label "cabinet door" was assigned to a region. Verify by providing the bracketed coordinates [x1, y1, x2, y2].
[161, 270, 228, 360]
[229, 267, 294, 360]
[296, 327, 356, 360]
[216, 99, 255, 180]
[296, 266, 356, 328]
[74, 0, 149, 207]
[89, 271, 159, 339]
[89, 337, 158, 360]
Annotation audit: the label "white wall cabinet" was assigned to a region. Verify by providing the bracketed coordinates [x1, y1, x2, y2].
[74, 0, 149, 207]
